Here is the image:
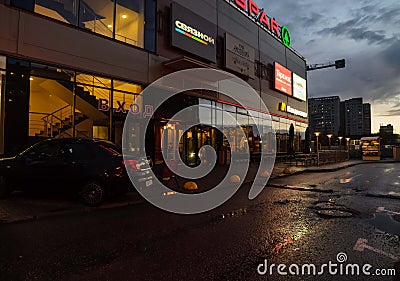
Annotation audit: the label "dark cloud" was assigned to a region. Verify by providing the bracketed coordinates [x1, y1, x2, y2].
[381, 39, 400, 71]
[360, 5, 378, 14]
[300, 13, 324, 27]
[308, 39, 400, 105]
[318, 19, 394, 45]
[262, 0, 400, 130]
[377, 7, 400, 22]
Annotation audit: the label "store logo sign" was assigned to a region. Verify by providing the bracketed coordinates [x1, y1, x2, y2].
[98, 99, 154, 117]
[226, 0, 291, 48]
[171, 2, 217, 62]
[175, 20, 215, 45]
[225, 33, 256, 78]
[278, 102, 287, 112]
[276, 68, 291, 83]
[292, 73, 307, 101]
[279, 102, 308, 118]
[274, 62, 292, 96]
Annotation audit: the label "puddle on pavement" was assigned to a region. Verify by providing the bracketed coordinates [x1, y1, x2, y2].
[273, 199, 291, 205]
[310, 201, 358, 219]
[384, 168, 395, 173]
[273, 199, 300, 205]
[365, 213, 400, 236]
[316, 209, 353, 218]
[340, 178, 352, 184]
[340, 174, 362, 184]
[270, 184, 334, 193]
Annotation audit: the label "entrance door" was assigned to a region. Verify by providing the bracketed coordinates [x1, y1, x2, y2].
[181, 126, 214, 167]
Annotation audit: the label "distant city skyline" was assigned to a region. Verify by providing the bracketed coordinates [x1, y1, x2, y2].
[308, 96, 372, 138]
[261, 0, 400, 133]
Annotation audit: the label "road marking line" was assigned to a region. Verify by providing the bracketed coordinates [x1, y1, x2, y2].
[273, 236, 294, 253]
[339, 174, 362, 184]
[353, 238, 399, 261]
[376, 207, 400, 215]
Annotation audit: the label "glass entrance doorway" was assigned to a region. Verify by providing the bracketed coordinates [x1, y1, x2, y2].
[180, 126, 216, 167]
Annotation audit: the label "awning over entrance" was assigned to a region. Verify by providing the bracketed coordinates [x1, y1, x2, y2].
[163, 56, 212, 71]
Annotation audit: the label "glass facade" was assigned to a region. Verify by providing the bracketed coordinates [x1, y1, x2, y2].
[0, 58, 142, 156]
[0, 57, 306, 159]
[152, 96, 276, 166]
[79, 0, 114, 38]
[11, 0, 156, 51]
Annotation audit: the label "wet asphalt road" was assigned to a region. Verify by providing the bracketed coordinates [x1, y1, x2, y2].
[0, 163, 399, 281]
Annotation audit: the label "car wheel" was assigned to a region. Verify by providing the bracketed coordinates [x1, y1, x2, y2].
[79, 181, 105, 207]
[0, 176, 8, 199]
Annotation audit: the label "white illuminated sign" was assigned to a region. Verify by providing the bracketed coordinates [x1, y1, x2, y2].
[292, 73, 307, 101]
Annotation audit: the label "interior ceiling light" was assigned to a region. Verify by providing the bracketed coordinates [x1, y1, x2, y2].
[107, 24, 112, 28]
[122, 14, 127, 19]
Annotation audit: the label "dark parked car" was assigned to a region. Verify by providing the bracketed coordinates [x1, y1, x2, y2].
[0, 138, 153, 206]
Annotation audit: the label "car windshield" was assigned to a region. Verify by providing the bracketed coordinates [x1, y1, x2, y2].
[18, 141, 53, 158]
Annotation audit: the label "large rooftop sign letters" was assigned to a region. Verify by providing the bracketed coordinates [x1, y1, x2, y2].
[226, 0, 291, 48]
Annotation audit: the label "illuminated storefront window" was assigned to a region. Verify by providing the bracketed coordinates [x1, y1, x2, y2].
[152, 96, 279, 166]
[23, 62, 142, 149]
[12, 0, 155, 51]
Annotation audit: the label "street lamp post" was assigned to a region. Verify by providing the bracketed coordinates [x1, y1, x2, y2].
[346, 138, 351, 160]
[315, 132, 320, 166]
[346, 138, 351, 151]
[338, 136, 343, 151]
[327, 134, 333, 150]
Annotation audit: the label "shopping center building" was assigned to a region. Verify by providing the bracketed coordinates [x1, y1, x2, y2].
[0, 0, 308, 165]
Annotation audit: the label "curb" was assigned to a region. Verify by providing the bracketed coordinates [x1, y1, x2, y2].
[267, 183, 334, 193]
[366, 193, 400, 200]
[267, 160, 396, 180]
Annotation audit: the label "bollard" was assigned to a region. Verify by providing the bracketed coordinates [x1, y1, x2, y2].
[183, 181, 198, 190]
[230, 175, 241, 183]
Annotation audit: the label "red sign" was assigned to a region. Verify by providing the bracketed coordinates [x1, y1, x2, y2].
[274, 62, 292, 96]
[232, 0, 281, 37]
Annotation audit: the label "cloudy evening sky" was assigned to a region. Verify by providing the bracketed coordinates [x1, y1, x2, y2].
[261, 0, 400, 133]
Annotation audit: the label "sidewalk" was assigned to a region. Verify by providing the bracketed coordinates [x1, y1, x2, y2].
[267, 159, 366, 180]
[0, 159, 395, 224]
[149, 159, 387, 191]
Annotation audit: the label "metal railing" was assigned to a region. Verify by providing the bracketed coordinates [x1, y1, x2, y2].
[61, 70, 110, 102]
[29, 111, 70, 138]
[29, 105, 89, 138]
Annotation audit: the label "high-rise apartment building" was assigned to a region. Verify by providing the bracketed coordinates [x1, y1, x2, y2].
[309, 96, 372, 138]
[308, 96, 340, 135]
[363, 103, 371, 136]
[343, 98, 364, 137]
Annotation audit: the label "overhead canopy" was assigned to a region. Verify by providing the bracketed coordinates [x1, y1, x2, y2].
[163, 56, 212, 71]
